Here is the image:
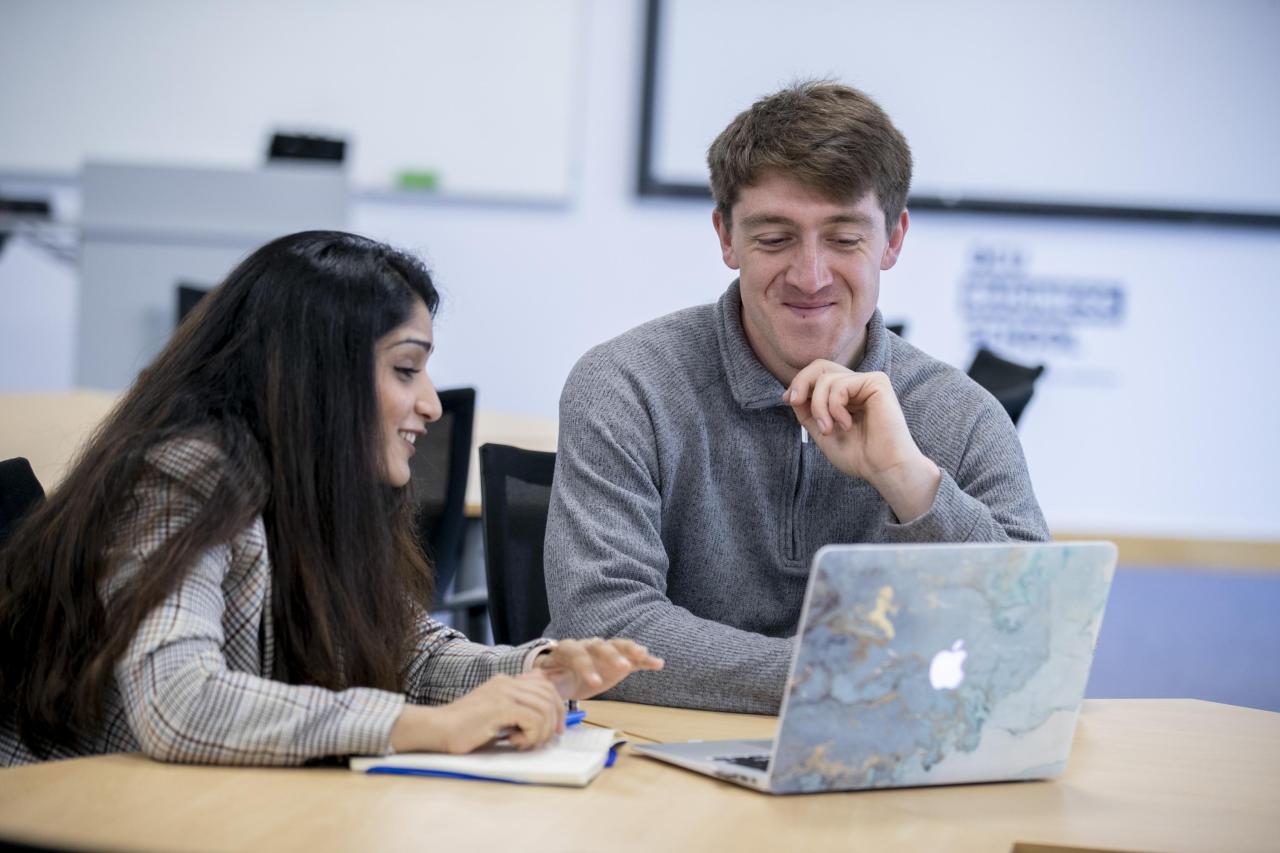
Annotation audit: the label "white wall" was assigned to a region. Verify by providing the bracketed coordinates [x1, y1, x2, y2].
[351, 1, 726, 417]
[0, 234, 77, 391]
[881, 213, 1280, 539]
[2, 0, 1278, 540]
[0, 0, 581, 199]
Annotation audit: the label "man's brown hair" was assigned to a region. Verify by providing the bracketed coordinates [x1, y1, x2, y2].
[707, 80, 913, 235]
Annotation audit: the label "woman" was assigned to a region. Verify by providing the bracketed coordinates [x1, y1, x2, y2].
[0, 231, 661, 766]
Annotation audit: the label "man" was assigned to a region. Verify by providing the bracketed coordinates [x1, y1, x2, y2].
[544, 81, 1049, 714]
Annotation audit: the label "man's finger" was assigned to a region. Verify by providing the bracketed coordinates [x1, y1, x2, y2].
[829, 379, 855, 430]
[783, 358, 832, 405]
[811, 372, 840, 434]
[784, 373, 812, 406]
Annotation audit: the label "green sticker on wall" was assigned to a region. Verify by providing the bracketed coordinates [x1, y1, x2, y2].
[397, 170, 440, 191]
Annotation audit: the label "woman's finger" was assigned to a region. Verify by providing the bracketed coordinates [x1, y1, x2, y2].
[611, 639, 664, 670]
[512, 673, 563, 745]
[554, 640, 604, 688]
[585, 640, 633, 685]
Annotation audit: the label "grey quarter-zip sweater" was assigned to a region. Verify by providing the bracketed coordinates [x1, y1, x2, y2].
[544, 282, 1049, 713]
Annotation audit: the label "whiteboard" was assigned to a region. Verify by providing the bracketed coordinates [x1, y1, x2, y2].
[641, 0, 1280, 221]
[0, 0, 583, 201]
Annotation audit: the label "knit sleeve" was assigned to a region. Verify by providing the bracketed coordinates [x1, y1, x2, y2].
[882, 387, 1051, 543]
[543, 351, 793, 714]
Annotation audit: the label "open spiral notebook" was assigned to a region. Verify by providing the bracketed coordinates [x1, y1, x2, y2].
[349, 726, 625, 787]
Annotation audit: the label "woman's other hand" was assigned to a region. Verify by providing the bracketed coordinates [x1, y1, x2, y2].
[390, 671, 564, 754]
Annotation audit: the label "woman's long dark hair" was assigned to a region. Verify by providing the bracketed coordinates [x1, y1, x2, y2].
[0, 230, 438, 756]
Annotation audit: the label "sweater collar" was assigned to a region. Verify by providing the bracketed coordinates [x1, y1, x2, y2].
[715, 280, 890, 410]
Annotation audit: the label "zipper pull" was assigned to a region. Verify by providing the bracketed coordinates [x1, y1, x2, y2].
[800, 425, 809, 444]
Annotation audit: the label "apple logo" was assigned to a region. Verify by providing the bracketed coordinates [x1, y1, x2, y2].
[929, 640, 968, 690]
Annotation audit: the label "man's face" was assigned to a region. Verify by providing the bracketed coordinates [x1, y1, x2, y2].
[714, 171, 908, 384]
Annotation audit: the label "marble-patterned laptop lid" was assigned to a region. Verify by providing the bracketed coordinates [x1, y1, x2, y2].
[770, 542, 1117, 795]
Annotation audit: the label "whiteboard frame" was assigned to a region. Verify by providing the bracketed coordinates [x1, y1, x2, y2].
[636, 0, 1280, 228]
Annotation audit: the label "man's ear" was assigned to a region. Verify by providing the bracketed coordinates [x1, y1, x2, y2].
[880, 209, 910, 271]
[712, 208, 739, 270]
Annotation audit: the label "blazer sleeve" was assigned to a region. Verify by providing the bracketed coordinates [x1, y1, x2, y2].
[113, 441, 405, 765]
[400, 612, 553, 706]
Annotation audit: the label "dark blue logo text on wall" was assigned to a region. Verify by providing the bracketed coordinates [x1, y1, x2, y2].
[960, 246, 1125, 356]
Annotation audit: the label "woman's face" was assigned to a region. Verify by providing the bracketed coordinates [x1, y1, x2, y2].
[374, 299, 441, 487]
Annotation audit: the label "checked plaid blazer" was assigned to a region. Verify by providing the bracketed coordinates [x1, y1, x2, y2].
[2, 437, 549, 767]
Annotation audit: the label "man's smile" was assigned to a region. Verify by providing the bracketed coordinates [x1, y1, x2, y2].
[782, 301, 837, 319]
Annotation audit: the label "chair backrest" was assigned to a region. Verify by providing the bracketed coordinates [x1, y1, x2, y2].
[408, 387, 476, 605]
[175, 282, 211, 326]
[478, 443, 556, 646]
[966, 346, 1046, 426]
[0, 457, 45, 549]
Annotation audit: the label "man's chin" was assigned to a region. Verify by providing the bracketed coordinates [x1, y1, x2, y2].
[783, 343, 843, 366]
[786, 353, 826, 369]
[781, 342, 866, 373]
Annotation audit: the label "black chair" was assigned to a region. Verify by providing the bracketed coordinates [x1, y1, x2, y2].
[0, 457, 45, 549]
[407, 388, 483, 624]
[966, 346, 1046, 427]
[478, 443, 556, 646]
[175, 282, 211, 326]
[886, 321, 906, 338]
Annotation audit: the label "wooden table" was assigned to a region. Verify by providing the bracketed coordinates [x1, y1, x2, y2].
[0, 390, 119, 489]
[1, 699, 1276, 852]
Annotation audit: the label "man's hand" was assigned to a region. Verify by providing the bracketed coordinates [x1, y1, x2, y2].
[532, 637, 664, 700]
[784, 359, 941, 523]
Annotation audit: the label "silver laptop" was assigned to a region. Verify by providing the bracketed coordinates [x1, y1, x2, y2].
[634, 542, 1117, 794]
